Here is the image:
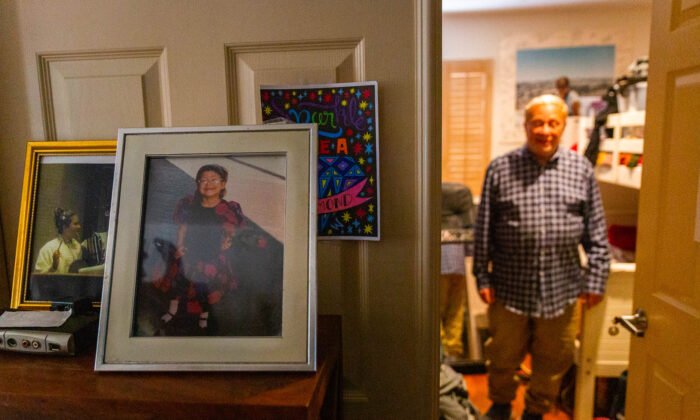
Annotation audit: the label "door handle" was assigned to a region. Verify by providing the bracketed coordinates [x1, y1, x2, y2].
[613, 309, 648, 337]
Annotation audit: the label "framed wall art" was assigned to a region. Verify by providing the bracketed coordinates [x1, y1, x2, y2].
[95, 125, 317, 371]
[516, 44, 615, 111]
[11, 141, 116, 309]
[260, 82, 380, 240]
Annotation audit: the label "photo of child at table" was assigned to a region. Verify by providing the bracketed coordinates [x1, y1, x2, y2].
[34, 207, 104, 274]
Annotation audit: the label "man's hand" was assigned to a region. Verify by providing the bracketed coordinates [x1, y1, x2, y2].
[478, 287, 495, 304]
[580, 292, 604, 308]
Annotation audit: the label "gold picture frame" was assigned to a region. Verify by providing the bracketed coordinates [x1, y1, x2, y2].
[10, 140, 116, 309]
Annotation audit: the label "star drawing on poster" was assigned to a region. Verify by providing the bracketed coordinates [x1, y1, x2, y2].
[260, 82, 379, 239]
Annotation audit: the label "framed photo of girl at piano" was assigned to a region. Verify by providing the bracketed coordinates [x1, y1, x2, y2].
[10, 141, 116, 310]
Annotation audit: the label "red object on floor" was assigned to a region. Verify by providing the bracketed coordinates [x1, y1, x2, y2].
[608, 225, 637, 251]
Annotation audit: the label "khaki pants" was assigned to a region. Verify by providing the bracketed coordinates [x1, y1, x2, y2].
[440, 273, 466, 356]
[485, 301, 579, 414]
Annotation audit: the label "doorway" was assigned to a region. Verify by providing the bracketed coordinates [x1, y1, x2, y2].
[440, 2, 653, 419]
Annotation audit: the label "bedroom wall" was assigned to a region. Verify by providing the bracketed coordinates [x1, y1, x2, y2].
[443, 3, 652, 160]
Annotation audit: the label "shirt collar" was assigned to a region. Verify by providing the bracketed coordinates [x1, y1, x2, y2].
[521, 145, 563, 166]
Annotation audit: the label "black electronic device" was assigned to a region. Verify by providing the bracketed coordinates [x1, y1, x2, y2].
[0, 298, 98, 356]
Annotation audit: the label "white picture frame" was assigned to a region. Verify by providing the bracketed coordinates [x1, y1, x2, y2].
[95, 125, 317, 371]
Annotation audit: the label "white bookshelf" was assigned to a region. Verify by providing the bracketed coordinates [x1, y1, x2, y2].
[574, 262, 635, 419]
[595, 111, 645, 189]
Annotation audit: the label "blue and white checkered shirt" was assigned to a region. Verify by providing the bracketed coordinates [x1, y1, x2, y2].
[473, 146, 610, 318]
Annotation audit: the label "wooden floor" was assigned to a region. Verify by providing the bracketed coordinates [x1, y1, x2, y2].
[463, 374, 571, 420]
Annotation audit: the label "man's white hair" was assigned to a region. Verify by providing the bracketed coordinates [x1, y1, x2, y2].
[524, 94, 568, 120]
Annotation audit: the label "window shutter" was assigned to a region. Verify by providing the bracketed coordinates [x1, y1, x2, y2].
[442, 60, 492, 197]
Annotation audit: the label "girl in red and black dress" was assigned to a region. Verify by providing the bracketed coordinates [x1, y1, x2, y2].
[161, 164, 245, 332]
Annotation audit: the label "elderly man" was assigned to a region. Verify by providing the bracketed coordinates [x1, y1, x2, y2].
[473, 94, 610, 420]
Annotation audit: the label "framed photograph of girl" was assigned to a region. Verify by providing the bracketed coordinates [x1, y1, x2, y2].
[10, 141, 116, 309]
[96, 125, 317, 371]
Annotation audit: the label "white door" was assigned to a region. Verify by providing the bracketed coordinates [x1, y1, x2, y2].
[625, 0, 700, 418]
[0, 2, 441, 418]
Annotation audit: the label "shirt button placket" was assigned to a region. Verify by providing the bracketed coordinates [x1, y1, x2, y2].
[539, 167, 546, 250]
[538, 167, 546, 301]
[539, 173, 546, 250]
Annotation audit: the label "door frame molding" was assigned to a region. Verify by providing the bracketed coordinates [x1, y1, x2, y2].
[416, 0, 441, 416]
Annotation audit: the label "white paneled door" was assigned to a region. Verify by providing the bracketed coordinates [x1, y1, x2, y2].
[626, 0, 700, 418]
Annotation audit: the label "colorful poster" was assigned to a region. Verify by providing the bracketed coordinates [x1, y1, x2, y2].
[260, 82, 379, 240]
